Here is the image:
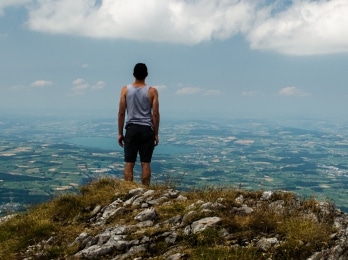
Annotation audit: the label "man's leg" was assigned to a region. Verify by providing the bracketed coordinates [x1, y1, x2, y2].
[124, 124, 138, 183]
[139, 125, 154, 186]
[141, 162, 151, 186]
[124, 162, 135, 182]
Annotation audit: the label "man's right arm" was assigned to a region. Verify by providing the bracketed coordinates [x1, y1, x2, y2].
[118, 86, 127, 147]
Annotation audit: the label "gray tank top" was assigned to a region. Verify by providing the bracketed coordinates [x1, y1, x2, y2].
[126, 84, 153, 128]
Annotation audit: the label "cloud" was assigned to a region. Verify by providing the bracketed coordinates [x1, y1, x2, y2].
[25, 0, 254, 44]
[152, 85, 167, 91]
[71, 78, 105, 94]
[176, 86, 221, 96]
[71, 78, 89, 95]
[4, 0, 346, 56]
[91, 80, 105, 90]
[241, 90, 258, 96]
[248, 0, 348, 55]
[278, 86, 308, 97]
[72, 78, 86, 85]
[176, 87, 202, 95]
[0, 0, 30, 16]
[30, 80, 52, 87]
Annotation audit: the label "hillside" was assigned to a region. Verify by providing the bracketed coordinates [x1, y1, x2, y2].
[0, 177, 347, 259]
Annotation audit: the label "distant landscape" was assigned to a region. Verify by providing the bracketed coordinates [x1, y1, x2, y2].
[1, 115, 348, 215]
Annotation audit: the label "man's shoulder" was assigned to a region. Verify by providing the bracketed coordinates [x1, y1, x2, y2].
[149, 86, 158, 93]
[148, 87, 158, 98]
[121, 85, 128, 95]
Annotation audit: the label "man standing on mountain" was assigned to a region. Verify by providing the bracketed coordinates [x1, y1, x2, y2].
[118, 63, 160, 186]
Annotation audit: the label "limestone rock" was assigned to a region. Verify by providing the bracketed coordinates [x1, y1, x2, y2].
[134, 207, 157, 222]
[18, 185, 348, 260]
[190, 217, 222, 234]
[256, 237, 279, 252]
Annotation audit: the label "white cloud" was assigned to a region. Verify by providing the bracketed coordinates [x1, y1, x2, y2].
[248, 0, 348, 55]
[278, 86, 308, 97]
[71, 78, 89, 95]
[30, 80, 52, 87]
[152, 85, 167, 91]
[26, 0, 254, 44]
[71, 78, 105, 94]
[4, 0, 347, 56]
[176, 87, 202, 95]
[91, 80, 105, 90]
[241, 90, 258, 96]
[0, 0, 30, 16]
[176, 86, 221, 96]
[72, 78, 86, 85]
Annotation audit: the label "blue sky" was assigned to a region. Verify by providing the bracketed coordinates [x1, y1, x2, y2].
[1, 0, 348, 121]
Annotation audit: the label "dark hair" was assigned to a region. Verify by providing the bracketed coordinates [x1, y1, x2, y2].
[133, 63, 148, 80]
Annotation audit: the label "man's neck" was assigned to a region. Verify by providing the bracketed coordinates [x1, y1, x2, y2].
[132, 79, 146, 87]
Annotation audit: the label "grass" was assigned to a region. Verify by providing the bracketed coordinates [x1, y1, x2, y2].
[0, 177, 337, 259]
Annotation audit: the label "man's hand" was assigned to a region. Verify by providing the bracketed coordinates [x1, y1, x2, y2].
[154, 135, 159, 146]
[118, 134, 125, 147]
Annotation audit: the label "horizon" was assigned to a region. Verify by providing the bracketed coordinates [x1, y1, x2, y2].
[1, 111, 347, 125]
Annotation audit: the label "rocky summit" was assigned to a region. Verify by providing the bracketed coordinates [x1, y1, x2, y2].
[1, 178, 348, 259]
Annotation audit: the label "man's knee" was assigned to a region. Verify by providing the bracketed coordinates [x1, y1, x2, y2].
[141, 162, 151, 170]
[141, 163, 151, 186]
[125, 162, 135, 170]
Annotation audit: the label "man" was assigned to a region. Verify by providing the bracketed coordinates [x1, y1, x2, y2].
[118, 63, 160, 186]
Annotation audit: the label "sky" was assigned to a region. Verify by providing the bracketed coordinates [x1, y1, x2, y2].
[1, 0, 348, 121]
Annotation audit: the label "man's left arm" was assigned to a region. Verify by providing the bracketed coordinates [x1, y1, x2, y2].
[150, 87, 160, 146]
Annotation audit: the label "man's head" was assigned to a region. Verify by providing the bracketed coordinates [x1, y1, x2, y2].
[133, 63, 148, 80]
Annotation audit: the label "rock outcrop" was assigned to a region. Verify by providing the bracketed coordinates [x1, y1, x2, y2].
[21, 186, 348, 259]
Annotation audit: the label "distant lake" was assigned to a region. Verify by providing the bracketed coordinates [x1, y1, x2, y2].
[67, 137, 192, 155]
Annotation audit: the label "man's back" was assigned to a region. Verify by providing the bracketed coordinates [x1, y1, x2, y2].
[126, 84, 153, 127]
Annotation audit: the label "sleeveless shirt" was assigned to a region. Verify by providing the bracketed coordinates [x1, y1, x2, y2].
[126, 84, 153, 128]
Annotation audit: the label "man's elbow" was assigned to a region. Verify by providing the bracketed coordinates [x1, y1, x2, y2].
[153, 112, 160, 119]
[118, 111, 125, 118]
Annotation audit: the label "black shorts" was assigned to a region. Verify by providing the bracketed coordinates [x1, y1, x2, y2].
[124, 124, 155, 163]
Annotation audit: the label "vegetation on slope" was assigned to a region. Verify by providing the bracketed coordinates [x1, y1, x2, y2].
[0, 177, 337, 259]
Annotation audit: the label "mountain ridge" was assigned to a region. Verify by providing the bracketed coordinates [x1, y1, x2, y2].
[1, 177, 348, 259]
